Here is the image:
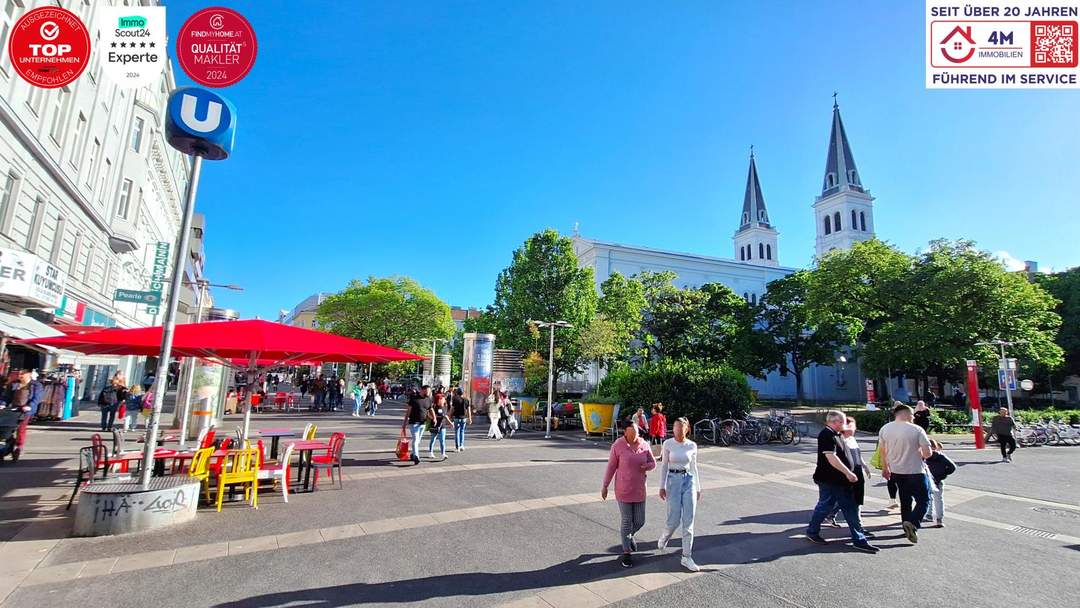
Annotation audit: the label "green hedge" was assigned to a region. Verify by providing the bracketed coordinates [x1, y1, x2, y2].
[850, 408, 1080, 434]
[595, 360, 752, 423]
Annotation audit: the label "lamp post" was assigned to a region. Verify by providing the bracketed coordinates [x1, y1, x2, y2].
[528, 320, 572, 439]
[175, 279, 242, 448]
[425, 338, 449, 387]
[976, 338, 1028, 417]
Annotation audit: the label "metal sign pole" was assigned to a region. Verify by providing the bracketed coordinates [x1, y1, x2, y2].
[138, 156, 203, 488]
[176, 280, 207, 449]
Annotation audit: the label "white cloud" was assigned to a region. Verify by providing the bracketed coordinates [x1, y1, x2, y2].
[993, 250, 1055, 273]
[993, 250, 1027, 272]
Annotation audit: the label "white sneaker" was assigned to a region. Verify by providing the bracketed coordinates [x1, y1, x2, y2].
[680, 556, 700, 572]
[429, 452, 436, 460]
[657, 530, 671, 551]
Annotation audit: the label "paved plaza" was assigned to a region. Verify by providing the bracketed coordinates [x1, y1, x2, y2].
[2, 399, 1080, 608]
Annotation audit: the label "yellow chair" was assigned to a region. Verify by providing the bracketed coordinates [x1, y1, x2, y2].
[304, 424, 318, 440]
[187, 447, 214, 504]
[215, 448, 260, 512]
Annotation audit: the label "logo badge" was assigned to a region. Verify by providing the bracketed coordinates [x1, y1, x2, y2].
[165, 87, 237, 160]
[176, 7, 257, 88]
[7, 6, 91, 89]
[97, 6, 165, 88]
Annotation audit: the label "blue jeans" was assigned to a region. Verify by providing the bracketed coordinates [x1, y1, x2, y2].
[428, 427, 447, 455]
[367, 399, 377, 415]
[807, 483, 867, 543]
[409, 423, 424, 459]
[664, 472, 697, 557]
[892, 472, 931, 528]
[353, 397, 363, 416]
[100, 405, 116, 430]
[453, 417, 467, 449]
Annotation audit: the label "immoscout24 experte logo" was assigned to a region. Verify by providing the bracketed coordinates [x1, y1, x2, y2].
[98, 6, 165, 88]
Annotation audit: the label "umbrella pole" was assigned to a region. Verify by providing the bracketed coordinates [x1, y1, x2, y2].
[139, 156, 204, 488]
[242, 352, 256, 442]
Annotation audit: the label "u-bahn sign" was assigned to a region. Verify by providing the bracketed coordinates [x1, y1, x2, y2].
[165, 87, 236, 160]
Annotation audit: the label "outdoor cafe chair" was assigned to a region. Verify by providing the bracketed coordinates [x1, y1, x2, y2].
[312, 432, 346, 489]
[91, 433, 125, 474]
[215, 448, 260, 512]
[208, 437, 234, 476]
[187, 447, 215, 504]
[273, 392, 287, 411]
[67, 444, 108, 510]
[257, 441, 294, 503]
[302, 423, 317, 440]
[200, 428, 217, 449]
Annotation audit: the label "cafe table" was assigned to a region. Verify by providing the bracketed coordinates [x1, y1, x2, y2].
[257, 428, 296, 460]
[282, 439, 330, 493]
[110, 448, 179, 477]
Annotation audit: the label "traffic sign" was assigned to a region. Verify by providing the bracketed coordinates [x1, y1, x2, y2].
[997, 369, 1017, 391]
[114, 289, 161, 305]
[165, 87, 236, 160]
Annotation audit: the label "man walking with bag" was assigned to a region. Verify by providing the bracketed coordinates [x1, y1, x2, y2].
[806, 410, 877, 553]
[879, 402, 933, 544]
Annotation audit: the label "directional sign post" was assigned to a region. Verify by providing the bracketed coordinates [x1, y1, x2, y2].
[114, 289, 162, 305]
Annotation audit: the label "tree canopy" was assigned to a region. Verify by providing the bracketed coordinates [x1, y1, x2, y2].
[316, 276, 455, 353]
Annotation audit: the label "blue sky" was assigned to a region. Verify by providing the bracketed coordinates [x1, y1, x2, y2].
[167, 0, 1080, 320]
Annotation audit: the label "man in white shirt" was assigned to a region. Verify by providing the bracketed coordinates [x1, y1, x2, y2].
[878, 402, 932, 544]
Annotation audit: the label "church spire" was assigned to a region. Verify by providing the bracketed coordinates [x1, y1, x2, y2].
[821, 98, 865, 197]
[738, 147, 770, 232]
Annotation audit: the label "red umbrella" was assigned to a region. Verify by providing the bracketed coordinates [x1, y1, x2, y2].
[22, 319, 422, 363]
[22, 319, 422, 437]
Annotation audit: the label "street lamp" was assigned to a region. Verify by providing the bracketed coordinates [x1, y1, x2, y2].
[176, 279, 243, 448]
[528, 320, 572, 439]
[425, 338, 450, 388]
[976, 338, 1028, 417]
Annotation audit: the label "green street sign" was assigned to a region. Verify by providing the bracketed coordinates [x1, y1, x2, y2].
[114, 289, 161, 305]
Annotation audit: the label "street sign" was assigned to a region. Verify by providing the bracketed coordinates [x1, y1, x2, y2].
[998, 369, 1017, 391]
[114, 289, 161, 305]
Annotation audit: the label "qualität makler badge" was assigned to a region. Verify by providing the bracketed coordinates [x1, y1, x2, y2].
[176, 7, 257, 88]
[97, 6, 166, 89]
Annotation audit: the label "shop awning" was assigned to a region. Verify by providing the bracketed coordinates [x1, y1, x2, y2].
[0, 310, 64, 341]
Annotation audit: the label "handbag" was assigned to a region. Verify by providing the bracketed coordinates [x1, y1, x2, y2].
[869, 443, 883, 470]
[396, 427, 411, 461]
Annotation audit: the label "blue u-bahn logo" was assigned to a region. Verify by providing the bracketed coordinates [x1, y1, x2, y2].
[165, 87, 237, 160]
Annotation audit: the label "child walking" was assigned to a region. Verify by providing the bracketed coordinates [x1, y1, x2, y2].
[925, 439, 956, 527]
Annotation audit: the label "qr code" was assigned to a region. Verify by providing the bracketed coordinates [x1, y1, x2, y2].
[1032, 22, 1078, 67]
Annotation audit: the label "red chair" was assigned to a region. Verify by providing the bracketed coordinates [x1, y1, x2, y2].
[200, 428, 217, 450]
[208, 437, 234, 476]
[312, 432, 345, 488]
[273, 392, 287, 411]
[91, 433, 127, 474]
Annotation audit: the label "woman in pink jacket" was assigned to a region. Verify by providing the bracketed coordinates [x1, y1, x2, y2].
[601, 420, 657, 568]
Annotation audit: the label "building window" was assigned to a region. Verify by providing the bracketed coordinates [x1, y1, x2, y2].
[97, 159, 111, 207]
[759, 210, 767, 222]
[826, 173, 835, 188]
[742, 212, 748, 224]
[0, 22, 9, 77]
[743, 292, 749, 302]
[69, 232, 83, 276]
[739, 246, 744, 261]
[26, 87, 45, 116]
[851, 209, 857, 229]
[860, 211, 867, 231]
[49, 90, 71, 143]
[86, 138, 99, 189]
[130, 116, 145, 152]
[849, 170, 858, 184]
[758, 243, 764, 259]
[83, 244, 94, 284]
[50, 216, 66, 265]
[766, 244, 772, 260]
[751, 293, 757, 305]
[824, 215, 831, 235]
[4, 0, 14, 19]
[27, 196, 45, 251]
[116, 178, 133, 219]
[69, 113, 86, 170]
[834, 211, 841, 231]
[0, 171, 17, 224]
[88, 32, 100, 84]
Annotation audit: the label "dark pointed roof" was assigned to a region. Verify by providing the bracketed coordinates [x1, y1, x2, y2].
[737, 149, 771, 232]
[821, 102, 865, 197]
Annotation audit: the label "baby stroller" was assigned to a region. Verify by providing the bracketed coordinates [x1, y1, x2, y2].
[0, 408, 26, 464]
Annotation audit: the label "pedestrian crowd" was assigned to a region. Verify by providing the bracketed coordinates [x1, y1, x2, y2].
[402, 384, 483, 464]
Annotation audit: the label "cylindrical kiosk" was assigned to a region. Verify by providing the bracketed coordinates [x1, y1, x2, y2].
[462, 333, 495, 410]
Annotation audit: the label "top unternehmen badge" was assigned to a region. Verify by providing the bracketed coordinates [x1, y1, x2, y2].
[6, 6, 91, 89]
[176, 7, 258, 88]
[97, 6, 166, 88]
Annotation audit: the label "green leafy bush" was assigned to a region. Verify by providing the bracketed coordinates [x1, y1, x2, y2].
[847, 410, 892, 433]
[595, 359, 752, 422]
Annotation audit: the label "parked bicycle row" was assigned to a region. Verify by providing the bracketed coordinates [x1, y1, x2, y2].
[692, 410, 808, 446]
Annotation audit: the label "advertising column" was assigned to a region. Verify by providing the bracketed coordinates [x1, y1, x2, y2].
[461, 333, 495, 408]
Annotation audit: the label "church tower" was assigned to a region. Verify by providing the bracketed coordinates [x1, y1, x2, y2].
[733, 148, 779, 267]
[813, 100, 875, 258]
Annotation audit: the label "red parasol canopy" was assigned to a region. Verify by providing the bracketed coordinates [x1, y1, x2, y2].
[20, 319, 423, 364]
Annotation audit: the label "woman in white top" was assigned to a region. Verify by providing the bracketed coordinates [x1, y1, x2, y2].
[658, 417, 701, 572]
[485, 390, 503, 440]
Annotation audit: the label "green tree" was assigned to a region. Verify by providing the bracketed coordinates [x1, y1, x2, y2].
[316, 276, 455, 354]
[1036, 267, 1080, 379]
[597, 272, 647, 360]
[577, 314, 622, 386]
[488, 230, 598, 377]
[758, 271, 857, 403]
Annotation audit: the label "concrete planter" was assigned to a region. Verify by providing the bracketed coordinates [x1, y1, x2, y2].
[74, 477, 201, 537]
[579, 402, 620, 435]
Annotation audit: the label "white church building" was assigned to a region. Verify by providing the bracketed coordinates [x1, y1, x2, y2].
[572, 102, 895, 402]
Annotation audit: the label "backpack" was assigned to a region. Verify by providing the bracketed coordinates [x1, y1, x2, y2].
[98, 385, 119, 407]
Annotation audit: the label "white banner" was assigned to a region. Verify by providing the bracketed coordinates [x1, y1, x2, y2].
[97, 6, 166, 89]
[0, 247, 66, 309]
